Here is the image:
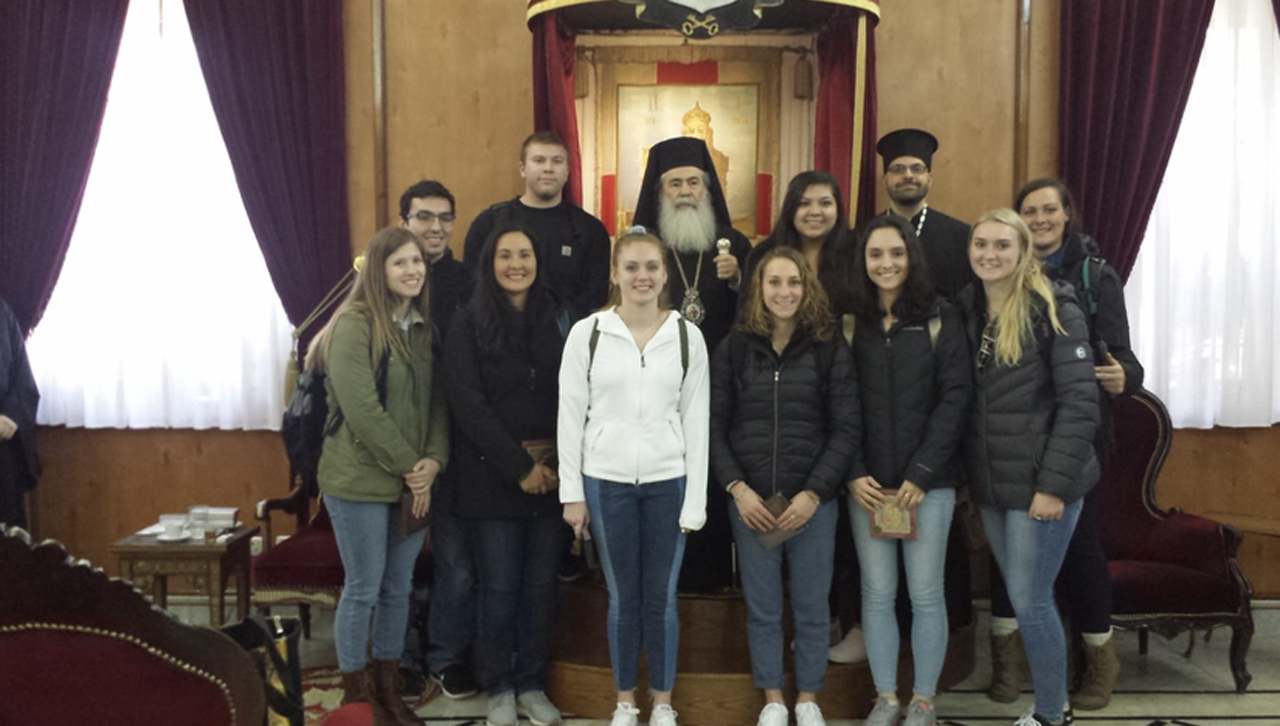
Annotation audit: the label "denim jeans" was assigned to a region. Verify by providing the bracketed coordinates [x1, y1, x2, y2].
[424, 493, 477, 674]
[731, 499, 837, 693]
[583, 476, 687, 693]
[850, 487, 955, 698]
[982, 500, 1082, 723]
[472, 515, 565, 695]
[327, 494, 427, 673]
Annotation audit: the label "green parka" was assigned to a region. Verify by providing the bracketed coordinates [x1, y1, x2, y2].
[317, 308, 449, 502]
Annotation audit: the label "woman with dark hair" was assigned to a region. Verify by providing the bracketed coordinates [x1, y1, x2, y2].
[845, 215, 972, 726]
[558, 229, 710, 726]
[979, 179, 1144, 710]
[445, 224, 568, 726]
[711, 245, 858, 726]
[307, 226, 449, 726]
[745, 171, 853, 314]
[958, 209, 1099, 726]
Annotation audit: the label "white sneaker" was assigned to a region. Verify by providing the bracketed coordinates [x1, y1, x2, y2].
[756, 702, 788, 726]
[828, 625, 867, 663]
[610, 702, 641, 726]
[795, 701, 826, 726]
[650, 703, 679, 726]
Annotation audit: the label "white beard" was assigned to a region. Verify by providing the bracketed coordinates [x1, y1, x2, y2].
[658, 196, 717, 255]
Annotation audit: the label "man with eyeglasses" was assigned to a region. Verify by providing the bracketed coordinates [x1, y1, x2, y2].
[401, 179, 472, 337]
[397, 179, 479, 702]
[463, 131, 610, 320]
[874, 128, 973, 300]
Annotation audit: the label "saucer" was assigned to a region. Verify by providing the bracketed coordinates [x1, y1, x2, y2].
[156, 532, 189, 543]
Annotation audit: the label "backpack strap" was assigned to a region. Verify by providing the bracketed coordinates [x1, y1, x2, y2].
[677, 316, 689, 383]
[1080, 256, 1105, 318]
[587, 318, 601, 384]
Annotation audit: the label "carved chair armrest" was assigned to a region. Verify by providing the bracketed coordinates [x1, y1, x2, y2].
[254, 485, 311, 552]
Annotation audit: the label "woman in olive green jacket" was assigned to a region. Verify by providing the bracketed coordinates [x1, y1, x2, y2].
[307, 226, 449, 725]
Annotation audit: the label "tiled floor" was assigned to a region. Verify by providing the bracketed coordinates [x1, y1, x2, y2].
[171, 599, 1280, 725]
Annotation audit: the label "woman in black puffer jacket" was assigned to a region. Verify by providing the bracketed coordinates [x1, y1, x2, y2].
[444, 224, 568, 726]
[844, 214, 972, 726]
[710, 246, 858, 726]
[957, 209, 1099, 726]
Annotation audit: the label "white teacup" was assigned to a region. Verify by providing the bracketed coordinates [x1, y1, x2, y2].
[162, 519, 185, 538]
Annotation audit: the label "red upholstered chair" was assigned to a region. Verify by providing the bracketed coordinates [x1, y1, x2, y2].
[252, 473, 432, 638]
[1094, 389, 1254, 692]
[0, 526, 267, 726]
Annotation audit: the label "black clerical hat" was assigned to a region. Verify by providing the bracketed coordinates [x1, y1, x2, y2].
[633, 137, 732, 229]
[876, 128, 939, 171]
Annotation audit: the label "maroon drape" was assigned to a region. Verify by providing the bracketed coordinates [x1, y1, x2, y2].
[531, 12, 583, 208]
[0, 0, 129, 335]
[814, 13, 878, 228]
[183, 0, 351, 341]
[1058, 0, 1215, 280]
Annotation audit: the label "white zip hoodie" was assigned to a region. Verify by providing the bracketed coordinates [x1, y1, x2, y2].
[557, 308, 710, 531]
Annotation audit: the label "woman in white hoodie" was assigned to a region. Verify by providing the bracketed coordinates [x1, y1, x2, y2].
[559, 228, 710, 726]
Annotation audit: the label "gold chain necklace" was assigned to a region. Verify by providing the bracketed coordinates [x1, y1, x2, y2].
[672, 251, 706, 325]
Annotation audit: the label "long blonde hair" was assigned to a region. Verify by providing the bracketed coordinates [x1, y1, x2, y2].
[605, 229, 670, 311]
[305, 227, 430, 372]
[972, 208, 1064, 366]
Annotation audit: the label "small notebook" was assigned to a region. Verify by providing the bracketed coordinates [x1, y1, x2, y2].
[757, 492, 803, 549]
[870, 489, 917, 539]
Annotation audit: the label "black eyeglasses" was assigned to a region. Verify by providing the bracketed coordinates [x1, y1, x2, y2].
[408, 211, 455, 224]
[886, 163, 928, 175]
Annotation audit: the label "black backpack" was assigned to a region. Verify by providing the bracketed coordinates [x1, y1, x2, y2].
[281, 352, 388, 481]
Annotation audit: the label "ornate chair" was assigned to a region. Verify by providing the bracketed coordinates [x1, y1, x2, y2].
[1094, 389, 1254, 691]
[0, 526, 267, 725]
[252, 471, 432, 638]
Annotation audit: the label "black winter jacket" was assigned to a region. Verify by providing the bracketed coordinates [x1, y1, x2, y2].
[443, 300, 565, 520]
[1043, 233, 1144, 460]
[848, 301, 972, 492]
[710, 329, 859, 503]
[956, 282, 1100, 509]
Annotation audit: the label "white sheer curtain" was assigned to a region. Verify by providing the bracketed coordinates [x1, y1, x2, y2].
[26, 0, 292, 430]
[1124, 0, 1280, 428]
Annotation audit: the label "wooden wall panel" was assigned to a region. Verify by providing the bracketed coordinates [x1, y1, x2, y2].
[345, 0, 378, 255]
[1159, 426, 1280, 597]
[30, 428, 291, 576]
[874, 0, 1018, 223]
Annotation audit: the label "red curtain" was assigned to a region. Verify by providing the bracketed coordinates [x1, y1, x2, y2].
[1058, 0, 1215, 281]
[0, 0, 129, 335]
[815, 12, 878, 228]
[531, 12, 583, 208]
[183, 0, 352, 345]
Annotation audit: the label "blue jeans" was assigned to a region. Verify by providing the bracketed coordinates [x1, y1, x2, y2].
[327, 494, 427, 673]
[583, 476, 687, 693]
[850, 487, 955, 698]
[473, 516, 565, 695]
[731, 499, 837, 693]
[982, 501, 1082, 723]
[424, 495, 477, 674]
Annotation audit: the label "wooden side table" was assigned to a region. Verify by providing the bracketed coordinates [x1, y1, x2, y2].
[112, 525, 259, 627]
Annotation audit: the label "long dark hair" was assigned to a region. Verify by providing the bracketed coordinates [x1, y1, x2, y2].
[764, 171, 852, 313]
[849, 214, 936, 321]
[470, 223, 552, 356]
[1015, 177, 1079, 244]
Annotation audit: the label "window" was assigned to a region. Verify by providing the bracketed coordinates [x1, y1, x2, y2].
[1125, 0, 1280, 427]
[26, 0, 292, 430]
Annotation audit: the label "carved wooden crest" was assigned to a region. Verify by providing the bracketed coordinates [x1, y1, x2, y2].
[618, 0, 785, 39]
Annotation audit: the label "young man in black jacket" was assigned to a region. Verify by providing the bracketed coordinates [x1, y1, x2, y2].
[398, 179, 480, 700]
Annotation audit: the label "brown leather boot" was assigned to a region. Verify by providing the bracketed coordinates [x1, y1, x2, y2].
[372, 659, 423, 725]
[988, 630, 1026, 703]
[1073, 637, 1120, 710]
[340, 667, 372, 705]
